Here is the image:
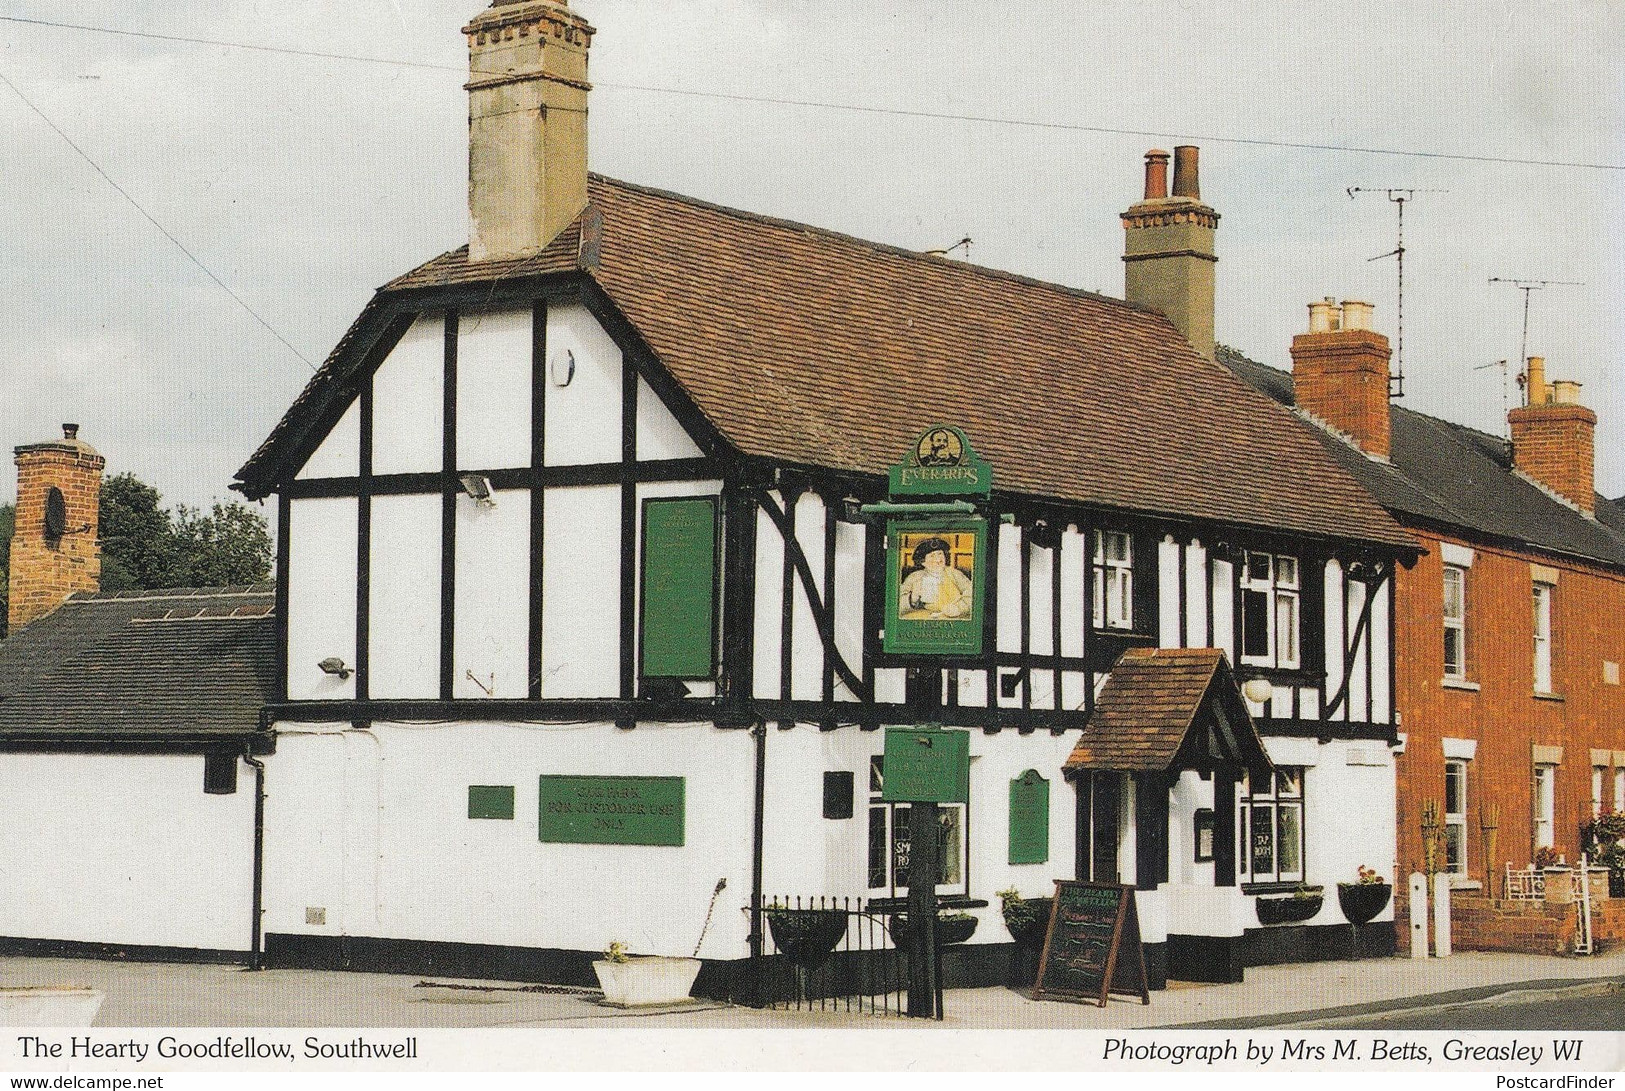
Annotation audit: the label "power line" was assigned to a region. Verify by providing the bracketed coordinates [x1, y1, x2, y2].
[0, 64, 316, 371]
[3, 13, 1621, 173]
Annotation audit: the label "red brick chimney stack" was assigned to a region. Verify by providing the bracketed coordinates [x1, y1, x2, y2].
[8, 424, 104, 633]
[1289, 298, 1393, 460]
[1508, 357, 1596, 514]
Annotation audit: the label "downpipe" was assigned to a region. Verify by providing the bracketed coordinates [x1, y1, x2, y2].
[242, 746, 268, 972]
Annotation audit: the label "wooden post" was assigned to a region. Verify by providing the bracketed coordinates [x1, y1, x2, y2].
[906, 801, 940, 1018]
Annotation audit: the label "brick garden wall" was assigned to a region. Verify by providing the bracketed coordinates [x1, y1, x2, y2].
[1451, 893, 1625, 956]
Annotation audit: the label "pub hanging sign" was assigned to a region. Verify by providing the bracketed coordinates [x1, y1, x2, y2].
[881, 426, 992, 656]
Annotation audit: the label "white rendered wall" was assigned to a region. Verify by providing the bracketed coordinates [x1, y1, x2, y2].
[0, 753, 253, 951]
[790, 493, 825, 702]
[1184, 541, 1208, 648]
[454, 488, 531, 699]
[296, 399, 360, 480]
[286, 497, 359, 700]
[456, 307, 532, 471]
[636, 377, 703, 461]
[1211, 558, 1235, 661]
[751, 500, 784, 700]
[368, 493, 442, 699]
[1370, 580, 1392, 724]
[1157, 536, 1180, 647]
[1324, 559, 1346, 722]
[831, 520, 866, 702]
[263, 721, 756, 959]
[371, 314, 444, 476]
[544, 302, 621, 466]
[539, 485, 620, 697]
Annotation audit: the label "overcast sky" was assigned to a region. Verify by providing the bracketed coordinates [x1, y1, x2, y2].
[1, 1, 1620, 513]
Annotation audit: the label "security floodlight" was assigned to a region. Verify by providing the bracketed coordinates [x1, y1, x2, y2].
[317, 657, 352, 680]
[459, 474, 495, 507]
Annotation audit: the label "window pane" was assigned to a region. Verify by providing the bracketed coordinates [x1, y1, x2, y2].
[1444, 627, 1464, 677]
[1278, 805, 1302, 876]
[1445, 824, 1466, 873]
[1276, 768, 1302, 797]
[1091, 568, 1104, 628]
[1444, 763, 1463, 814]
[893, 805, 913, 888]
[1107, 532, 1130, 563]
[1092, 531, 1104, 564]
[1276, 592, 1299, 666]
[1110, 569, 1132, 628]
[1275, 556, 1298, 588]
[1443, 567, 1464, 619]
[867, 806, 888, 889]
[1242, 589, 1270, 657]
[938, 806, 963, 885]
[1616, 769, 1625, 811]
[1247, 552, 1271, 583]
[1250, 804, 1275, 876]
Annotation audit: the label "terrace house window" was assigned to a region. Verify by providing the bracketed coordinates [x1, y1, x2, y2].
[1533, 763, 1557, 850]
[1444, 759, 1468, 876]
[1240, 552, 1299, 669]
[1442, 564, 1468, 680]
[1532, 582, 1554, 694]
[1092, 530, 1133, 630]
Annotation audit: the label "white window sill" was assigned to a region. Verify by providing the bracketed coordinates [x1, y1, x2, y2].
[1440, 678, 1480, 692]
[1533, 691, 1565, 702]
[1446, 877, 1481, 891]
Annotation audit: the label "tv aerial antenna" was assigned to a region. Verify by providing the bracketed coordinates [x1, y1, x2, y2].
[1471, 359, 1510, 440]
[1488, 277, 1582, 402]
[1347, 187, 1445, 399]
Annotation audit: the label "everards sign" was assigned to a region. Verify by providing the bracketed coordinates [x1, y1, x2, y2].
[880, 426, 992, 657]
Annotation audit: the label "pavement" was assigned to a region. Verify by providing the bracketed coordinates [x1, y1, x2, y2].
[3, 946, 1624, 1029]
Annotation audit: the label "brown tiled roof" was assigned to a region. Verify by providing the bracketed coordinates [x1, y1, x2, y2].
[1063, 648, 1268, 774]
[238, 176, 1413, 549]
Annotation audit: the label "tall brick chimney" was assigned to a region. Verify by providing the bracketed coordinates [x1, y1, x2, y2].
[1289, 298, 1393, 460]
[1508, 357, 1596, 514]
[1122, 146, 1219, 359]
[8, 424, 103, 633]
[466, 0, 595, 263]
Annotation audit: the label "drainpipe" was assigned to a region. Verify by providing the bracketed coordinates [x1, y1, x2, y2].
[242, 745, 268, 972]
[748, 718, 766, 1005]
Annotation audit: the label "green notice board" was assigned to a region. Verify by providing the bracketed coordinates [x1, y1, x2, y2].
[468, 785, 515, 820]
[880, 726, 969, 803]
[1008, 770, 1050, 864]
[640, 497, 718, 679]
[538, 775, 685, 846]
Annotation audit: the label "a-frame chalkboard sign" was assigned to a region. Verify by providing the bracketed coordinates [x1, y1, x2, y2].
[1032, 880, 1150, 1006]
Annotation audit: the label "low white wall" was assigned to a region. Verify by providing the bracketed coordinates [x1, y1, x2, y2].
[0, 753, 254, 951]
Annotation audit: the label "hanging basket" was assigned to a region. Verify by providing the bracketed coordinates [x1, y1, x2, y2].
[1256, 890, 1324, 926]
[889, 912, 979, 946]
[765, 908, 849, 970]
[1337, 882, 1392, 925]
[1001, 897, 1054, 947]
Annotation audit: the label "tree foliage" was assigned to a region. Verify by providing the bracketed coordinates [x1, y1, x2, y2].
[98, 473, 272, 591]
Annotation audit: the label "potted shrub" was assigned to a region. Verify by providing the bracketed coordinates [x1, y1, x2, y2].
[888, 910, 979, 946]
[592, 940, 703, 1008]
[764, 905, 849, 970]
[1255, 885, 1324, 926]
[996, 888, 1054, 948]
[1336, 865, 1393, 926]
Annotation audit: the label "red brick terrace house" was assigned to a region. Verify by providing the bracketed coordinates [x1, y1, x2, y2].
[1227, 318, 1625, 930]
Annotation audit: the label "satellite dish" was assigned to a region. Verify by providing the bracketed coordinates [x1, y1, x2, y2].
[43, 487, 67, 539]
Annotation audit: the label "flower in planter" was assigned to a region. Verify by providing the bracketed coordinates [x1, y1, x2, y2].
[603, 940, 631, 964]
[1533, 846, 1565, 870]
[1353, 865, 1387, 886]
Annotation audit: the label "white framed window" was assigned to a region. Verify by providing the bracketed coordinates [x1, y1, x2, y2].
[1238, 767, 1305, 885]
[866, 755, 967, 896]
[1532, 582, 1554, 693]
[1533, 763, 1557, 850]
[1594, 765, 1608, 821]
[1615, 766, 1624, 813]
[1442, 564, 1467, 679]
[1240, 551, 1300, 668]
[1092, 530, 1133, 630]
[1444, 759, 1469, 875]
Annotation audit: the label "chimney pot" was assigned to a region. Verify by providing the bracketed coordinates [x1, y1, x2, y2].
[1526, 356, 1548, 406]
[1171, 145, 1201, 199]
[63, 423, 78, 440]
[1143, 150, 1170, 200]
[1552, 379, 1582, 405]
[1308, 298, 1340, 333]
[1341, 300, 1374, 331]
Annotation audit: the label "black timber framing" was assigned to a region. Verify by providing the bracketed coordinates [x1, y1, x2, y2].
[618, 327, 637, 717]
[274, 491, 291, 701]
[355, 378, 374, 700]
[528, 300, 547, 697]
[0, 734, 275, 755]
[440, 310, 459, 701]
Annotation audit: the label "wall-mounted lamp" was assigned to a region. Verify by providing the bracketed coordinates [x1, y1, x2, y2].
[318, 657, 353, 680]
[1241, 677, 1273, 704]
[551, 349, 576, 387]
[459, 474, 496, 507]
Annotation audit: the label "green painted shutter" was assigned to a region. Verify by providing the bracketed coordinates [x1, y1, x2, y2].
[640, 497, 719, 679]
[1008, 770, 1050, 864]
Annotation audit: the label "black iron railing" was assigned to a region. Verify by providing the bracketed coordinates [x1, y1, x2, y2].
[751, 895, 906, 1016]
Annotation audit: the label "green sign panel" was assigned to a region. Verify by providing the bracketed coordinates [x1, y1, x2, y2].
[886, 425, 993, 497]
[883, 517, 987, 655]
[880, 726, 970, 803]
[538, 775, 685, 846]
[468, 784, 515, 820]
[639, 497, 719, 679]
[1008, 770, 1050, 864]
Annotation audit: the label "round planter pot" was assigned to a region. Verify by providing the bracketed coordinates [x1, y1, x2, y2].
[889, 914, 979, 946]
[1337, 882, 1392, 925]
[592, 957, 702, 1008]
[1544, 868, 1576, 905]
[0, 987, 104, 1027]
[1001, 898, 1054, 947]
[1256, 893, 1323, 926]
[765, 909, 848, 969]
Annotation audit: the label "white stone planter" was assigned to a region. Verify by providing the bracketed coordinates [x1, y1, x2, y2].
[0, 987, 104, 1026]
[592, 957, 702, 1008]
